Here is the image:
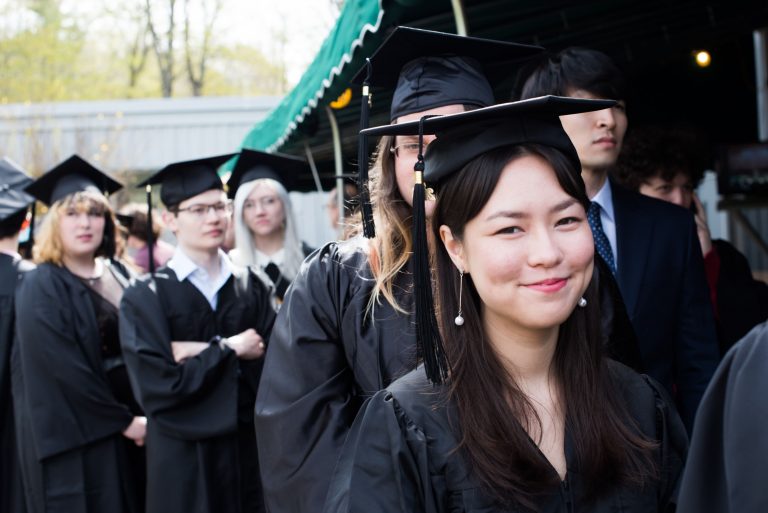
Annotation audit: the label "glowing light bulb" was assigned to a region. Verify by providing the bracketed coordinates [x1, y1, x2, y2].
[695, 50, 711, 68]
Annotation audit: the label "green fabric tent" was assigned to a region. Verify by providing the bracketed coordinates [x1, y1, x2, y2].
[239, 0, 386, 153]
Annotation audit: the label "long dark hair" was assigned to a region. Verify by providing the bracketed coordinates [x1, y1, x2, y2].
[432, 144, 656, 510]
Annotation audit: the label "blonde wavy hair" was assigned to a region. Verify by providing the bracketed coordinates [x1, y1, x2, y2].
[34, 190, 120, 265]
[365, 105, 473, 313]
[366, 135, 414, 314]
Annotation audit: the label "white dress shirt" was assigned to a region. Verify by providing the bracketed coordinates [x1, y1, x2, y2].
[167, 247, 233, 310]
[591, 179, 618, 267]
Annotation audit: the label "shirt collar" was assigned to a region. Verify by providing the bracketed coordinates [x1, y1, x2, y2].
[591, 178, 615, 222]
[254, 247, 285, 268]
[168, 246, 233, 283]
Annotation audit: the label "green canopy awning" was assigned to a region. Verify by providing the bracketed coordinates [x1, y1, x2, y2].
[239, 0, 386, 153]
[237, 0, 768, 175]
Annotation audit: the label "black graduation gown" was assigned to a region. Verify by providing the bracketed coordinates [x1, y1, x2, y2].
[255, 237, 645, 513]
[11, 261, 141, 513]
[677, 321, 768, 513]
[325, 361, 688, 513]
[0, 253, 33, 513]
[119, 264, 276, 513]
[254, 238, 418, 513]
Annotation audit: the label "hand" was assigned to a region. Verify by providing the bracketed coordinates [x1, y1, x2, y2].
[171, 341, 209, 363]
[223, 329, 266, 360]
[122, 416, 147, 447]
[692, 194, 713, 256]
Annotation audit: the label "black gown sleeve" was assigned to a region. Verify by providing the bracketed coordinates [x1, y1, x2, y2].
[323, 390, 437, 513]
[15, 266, 133, 460]
[119, 278, 240, 440]
[643, 375, 688, 509]
[255, 243, 363, 513]
[677, 322, 768, 513]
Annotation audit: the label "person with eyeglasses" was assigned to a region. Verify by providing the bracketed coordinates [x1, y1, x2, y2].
[325, 95, 687, 513]
[254, 28, 546, 513]
[119, 155, 276, 513]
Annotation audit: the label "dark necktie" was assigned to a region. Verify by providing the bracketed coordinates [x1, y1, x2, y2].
[588, 201, 616, 274]
[264, 262, 290, 301]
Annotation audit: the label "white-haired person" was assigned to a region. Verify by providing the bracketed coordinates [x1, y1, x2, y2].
[228, 149, 314, 305]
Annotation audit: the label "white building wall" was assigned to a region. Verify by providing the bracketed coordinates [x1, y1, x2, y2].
[0, 96, 338, 246]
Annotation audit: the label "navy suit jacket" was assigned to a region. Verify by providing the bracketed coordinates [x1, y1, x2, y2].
[611, 181, 719, 430]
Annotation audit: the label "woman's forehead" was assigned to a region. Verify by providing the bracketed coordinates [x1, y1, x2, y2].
[61, 192, 107, 210]
[248, 181, 279, 198]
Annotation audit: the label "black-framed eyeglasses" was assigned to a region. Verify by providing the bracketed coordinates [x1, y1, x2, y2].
[174, 201, 233, 217]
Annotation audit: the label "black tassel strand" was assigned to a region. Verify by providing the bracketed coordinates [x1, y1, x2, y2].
[358, 58, 375, 238]
[145, 184, 155, 275]
[411, 117, 449, 384]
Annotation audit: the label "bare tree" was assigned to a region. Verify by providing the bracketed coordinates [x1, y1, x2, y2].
[127, 17, 151, 92]
[145, 0, 177, 97]
[183, 0, 222, 96]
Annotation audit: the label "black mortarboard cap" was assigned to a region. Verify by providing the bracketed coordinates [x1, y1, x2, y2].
[351, 27, 543, 238]
[363, 95, 616, 181]
[0, 157, 34, 223]
[25, 155, 123, 206]
[138, 154, 234, 207]
[227, 149, 312, 198]
[351, 26, 544, 121]
[361, 95, 615, 385]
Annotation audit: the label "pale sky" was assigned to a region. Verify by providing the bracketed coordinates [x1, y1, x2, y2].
[217, 0, 341, 85]
[19, 0, 344, 87]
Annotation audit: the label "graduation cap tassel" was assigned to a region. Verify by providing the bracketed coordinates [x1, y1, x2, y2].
[411, 117, 449, 385]
[27, 202, 35, 250]
[145, 184, 155, 275]
[358, 58, 376, 238]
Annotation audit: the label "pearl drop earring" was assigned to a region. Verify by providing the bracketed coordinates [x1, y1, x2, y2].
[455, 269, 465, 326]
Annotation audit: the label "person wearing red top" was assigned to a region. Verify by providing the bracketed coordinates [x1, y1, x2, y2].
[614, 125, 768, 353]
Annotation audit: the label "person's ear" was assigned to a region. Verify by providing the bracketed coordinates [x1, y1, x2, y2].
[439, 225, 467, 272]
[162, 210, 178, 233]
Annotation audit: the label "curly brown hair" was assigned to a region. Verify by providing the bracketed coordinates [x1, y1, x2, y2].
[612, 125, 710, 191]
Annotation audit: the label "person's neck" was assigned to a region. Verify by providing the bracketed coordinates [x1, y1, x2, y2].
[0, 235, 20, 255]
[582, 167, 609, 200]
[483, 310, 559, 387]
[180, 244, 220, 278]
[62, 253, 99, 278]
[254, 230, 285, 257]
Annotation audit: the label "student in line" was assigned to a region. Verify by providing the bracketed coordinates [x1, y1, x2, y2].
[120, 155, 276, 513]
[14, 155, 145, 513]
[326, 96, 687, 513]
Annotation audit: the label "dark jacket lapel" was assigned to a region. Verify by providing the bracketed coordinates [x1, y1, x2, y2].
[611, 180, 653, 317]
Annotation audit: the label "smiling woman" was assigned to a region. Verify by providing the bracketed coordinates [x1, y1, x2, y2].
[325, 97, 688, 513]
[439, 149, 594, 340]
